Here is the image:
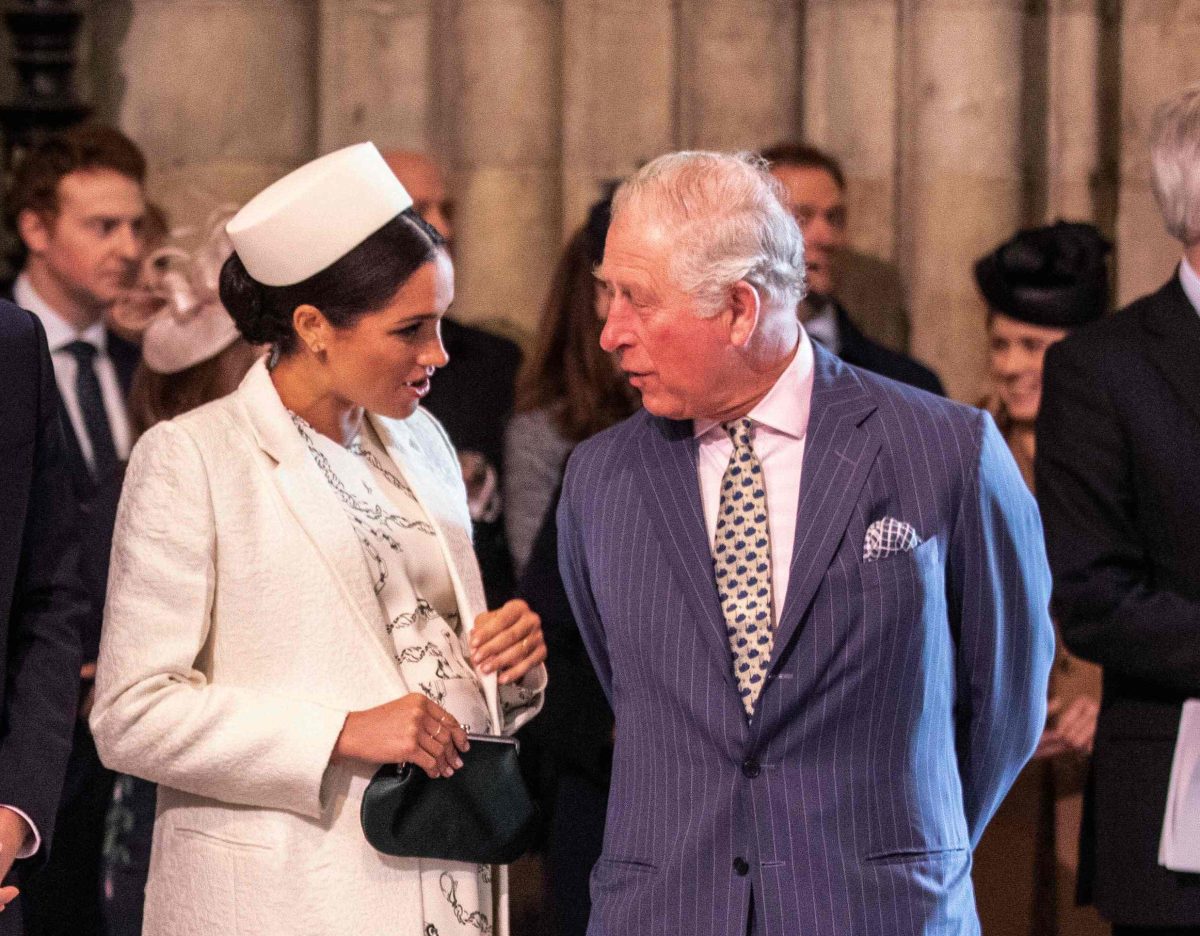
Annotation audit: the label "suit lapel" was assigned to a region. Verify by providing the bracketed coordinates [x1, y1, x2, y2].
[770, 346, 879, 674]
[236, 361, 396, 666]
[1141, 272, 1200, 429]
[637, 416, 734, 686]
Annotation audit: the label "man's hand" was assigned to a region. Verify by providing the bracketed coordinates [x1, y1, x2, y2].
[1034, 695, 1099, 760]
[0, 807, 30, 911]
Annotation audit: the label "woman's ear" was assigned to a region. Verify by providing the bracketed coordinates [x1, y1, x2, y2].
[292, 304, 331, 356]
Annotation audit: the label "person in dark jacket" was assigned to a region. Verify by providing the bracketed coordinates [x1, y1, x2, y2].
[1036, 81, 1200, 935]
[761, 142, 945, 395]
[0, 302, 86, 935]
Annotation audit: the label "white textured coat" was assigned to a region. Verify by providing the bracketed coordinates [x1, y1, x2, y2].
[91, 359, 543, 936]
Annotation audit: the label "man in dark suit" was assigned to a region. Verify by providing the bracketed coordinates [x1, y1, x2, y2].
[1036, 81, 1200, 935]
[558, 151, 1053, 935]
[6, 124, 146, 936]
[761, 142, 944, 395]
[0, 302, 87, 935]
[384, 150, 522, 607]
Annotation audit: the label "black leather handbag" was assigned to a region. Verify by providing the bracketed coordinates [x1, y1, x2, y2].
[360, 734, 537, 865]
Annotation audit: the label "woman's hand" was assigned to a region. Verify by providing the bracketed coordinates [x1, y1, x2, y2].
[1034, 695, 1099, 760]
[333, 693, 469, 778]
[469, 599, 546, 685]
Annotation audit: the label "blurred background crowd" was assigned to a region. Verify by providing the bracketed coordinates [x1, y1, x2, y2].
[0, 2, 1198, 936]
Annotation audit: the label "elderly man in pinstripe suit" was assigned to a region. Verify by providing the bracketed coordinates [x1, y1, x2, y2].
[557, 151, 1055, 936]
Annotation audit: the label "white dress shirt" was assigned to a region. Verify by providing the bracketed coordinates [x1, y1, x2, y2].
[1180, 254, 1200, 318]
[14, 274, 133, 469]
[694, 330, 815, 621]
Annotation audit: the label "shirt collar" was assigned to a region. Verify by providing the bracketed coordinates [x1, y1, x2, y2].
[1179, 256, 1200, 319]
[14, 273, 108, 353]
[693, 328, 815, 442]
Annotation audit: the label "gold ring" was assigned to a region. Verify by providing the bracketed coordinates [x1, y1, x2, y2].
[522, 636, 530, 652]
[433, 723, 444, 740]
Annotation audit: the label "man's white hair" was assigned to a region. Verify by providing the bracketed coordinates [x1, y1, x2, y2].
[611, 151, 806, 317]
[1151, 81, 1200, 247]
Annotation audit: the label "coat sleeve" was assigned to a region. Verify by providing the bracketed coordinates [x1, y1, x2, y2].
[0, 313, 85, 862]
[948, 411, 1054, 847]
[1036, 339, 1200, 695]
[90, 421, 348, 820]
[555, 452, 614, 704]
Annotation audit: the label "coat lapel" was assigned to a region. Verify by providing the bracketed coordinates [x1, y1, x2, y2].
[770, 346, 879, 674]
[368, 413, 502, 727]
[235, 361, 397, 668]
[637, 416, 734, 686]
[1141, 271, 1200, 429]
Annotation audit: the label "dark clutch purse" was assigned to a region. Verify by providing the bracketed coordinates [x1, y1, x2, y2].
[360, 734, 537, 865]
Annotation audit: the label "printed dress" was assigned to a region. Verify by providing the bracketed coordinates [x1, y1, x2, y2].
[293, 412, 497, 936]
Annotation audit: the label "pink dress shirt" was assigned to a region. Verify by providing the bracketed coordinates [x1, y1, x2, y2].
[694, 330, 815, 622]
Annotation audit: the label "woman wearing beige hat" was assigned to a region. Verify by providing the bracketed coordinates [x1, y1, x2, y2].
[90, 143, 546, 936]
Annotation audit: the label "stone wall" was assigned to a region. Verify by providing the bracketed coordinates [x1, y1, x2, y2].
[53, 0, 1200, 400]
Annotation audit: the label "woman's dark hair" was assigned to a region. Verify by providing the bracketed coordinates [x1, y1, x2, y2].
[515, 195, 637, 443]
[218, 207, 445, 354]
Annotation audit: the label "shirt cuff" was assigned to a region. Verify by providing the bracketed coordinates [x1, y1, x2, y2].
[0, 805, 39, 859]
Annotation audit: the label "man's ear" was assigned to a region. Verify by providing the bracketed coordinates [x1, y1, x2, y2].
[17, 209, 51, 255]
[727, 280, 761, 348]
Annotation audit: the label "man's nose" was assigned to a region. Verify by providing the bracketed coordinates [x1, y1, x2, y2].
[599, 301, 626, 353]
[116, 224, 142, 261]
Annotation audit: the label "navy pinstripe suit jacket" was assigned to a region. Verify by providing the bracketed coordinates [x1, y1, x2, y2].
[557, 345, 1055, 936]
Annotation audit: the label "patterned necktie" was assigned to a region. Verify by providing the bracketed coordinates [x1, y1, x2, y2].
[712, 417, 775, 715]
[62, 339, 118, 475]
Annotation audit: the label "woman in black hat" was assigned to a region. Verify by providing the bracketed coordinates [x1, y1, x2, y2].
[971, 220, 1111, 936]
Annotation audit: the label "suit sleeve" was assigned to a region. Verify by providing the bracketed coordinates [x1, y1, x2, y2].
[556, 454, 614, 704]
[949, 411, 1054, 847]
[0, 314, 85, 862]
[90, 421, 348, 820]
[1036, 340, 1200, 694]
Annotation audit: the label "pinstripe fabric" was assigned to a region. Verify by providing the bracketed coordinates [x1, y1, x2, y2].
[557, 345, 1055, 936]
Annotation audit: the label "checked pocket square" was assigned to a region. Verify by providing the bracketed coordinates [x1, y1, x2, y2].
[863, 517, 921, 561]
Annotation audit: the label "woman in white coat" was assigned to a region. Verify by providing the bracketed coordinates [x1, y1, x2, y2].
[90, 143, 547, 936]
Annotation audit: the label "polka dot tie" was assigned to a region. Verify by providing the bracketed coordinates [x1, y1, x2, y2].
[712, 417, 774, 715]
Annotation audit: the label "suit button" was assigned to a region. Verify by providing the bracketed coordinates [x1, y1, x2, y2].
[733, 857, 750, 876]
[742, 758, 760, 778]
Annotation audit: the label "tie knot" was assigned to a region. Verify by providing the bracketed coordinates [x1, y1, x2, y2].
[723, 417, 755, 451]
[62, 339, 98, 363]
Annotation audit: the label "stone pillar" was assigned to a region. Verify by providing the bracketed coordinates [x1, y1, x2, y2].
[560, 0, 675, 237]
[102, 0, 317, 230]
[1045, 0, 1102, 222]
[1115, 1, 1200, 306]
[901, 0, 1025, 402]
[316, 0, 436, 154]
[802, 0, 901, 262]
[446, 0, 560, 338]
[676, 0, 800, 152]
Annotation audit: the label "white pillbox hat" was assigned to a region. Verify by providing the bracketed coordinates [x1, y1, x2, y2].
[225, 142, 413, 287]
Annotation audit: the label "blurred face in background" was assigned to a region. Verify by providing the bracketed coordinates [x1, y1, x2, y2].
[986, 311, 1069, 424]
[383, 151, 454, 246]
[20, 168, 147, 327]
[770, 164, 846, 299]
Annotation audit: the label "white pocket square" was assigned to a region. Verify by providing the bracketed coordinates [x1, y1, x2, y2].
[863, 517, 921, 562]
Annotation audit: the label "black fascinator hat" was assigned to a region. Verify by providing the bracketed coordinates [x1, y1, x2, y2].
[974, 221, 1112, 328]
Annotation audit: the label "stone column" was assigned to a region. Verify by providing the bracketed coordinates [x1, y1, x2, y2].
[676, 0, 800, 152]
[802, 0, 901, 262]
[446, 0, 560, 338]
[1045, 0, 1102, 222]
[560, 0, 675, 237]
[316, 0, 436, 154]
[102, 0, 318, 230]
[901, 0, 1025, 402]
[1114, 0, 1200, 306]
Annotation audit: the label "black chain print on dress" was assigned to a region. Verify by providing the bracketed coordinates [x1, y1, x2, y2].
[439, 872, 491, 933]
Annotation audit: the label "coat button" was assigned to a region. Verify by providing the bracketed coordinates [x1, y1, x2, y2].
[733, 857, 750, 876]
[742, 758, 760, 778]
